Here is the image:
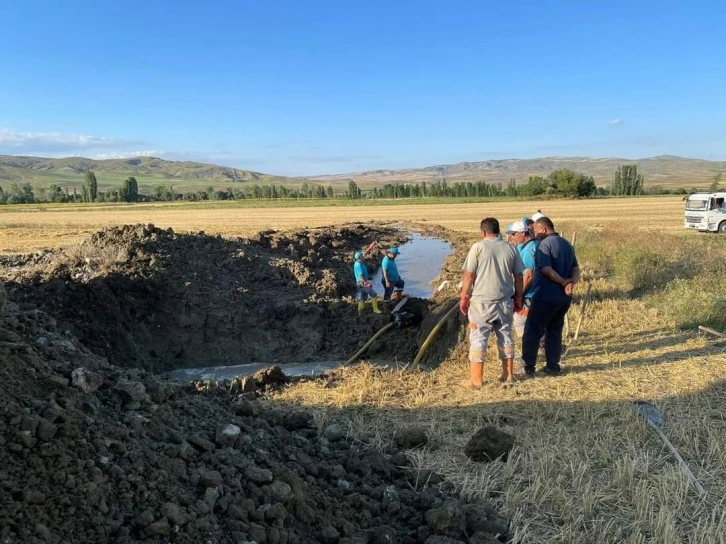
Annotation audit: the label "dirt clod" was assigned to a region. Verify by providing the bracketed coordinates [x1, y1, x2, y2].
[325, 423, 346, 442]
[71, 367, 104, 393]
[463, 426, 515, 463]
[395, 427, 429, 449]
[426, 499, 466, 537]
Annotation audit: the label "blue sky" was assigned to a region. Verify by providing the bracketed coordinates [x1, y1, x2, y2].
[1, 0, 724, 176]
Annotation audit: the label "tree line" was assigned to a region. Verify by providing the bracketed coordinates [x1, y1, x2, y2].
[0, 165, 720, 205]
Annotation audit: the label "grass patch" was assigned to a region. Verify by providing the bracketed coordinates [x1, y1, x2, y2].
[652, 277, 726, 330]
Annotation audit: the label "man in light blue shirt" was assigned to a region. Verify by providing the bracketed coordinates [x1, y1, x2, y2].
[507, 221, 539, 338]
[381, 247, 405, 302]
[353, 251, 382, 315]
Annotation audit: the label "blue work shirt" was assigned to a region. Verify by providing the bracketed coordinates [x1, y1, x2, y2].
[381, 256, 400, 282]
[517, 239, 539, 299]
[353, 261, 369, 284]
[531, 233, 579, 303]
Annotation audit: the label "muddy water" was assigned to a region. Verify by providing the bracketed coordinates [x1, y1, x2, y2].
[165, 359, 409, 382]
[371, 234, 454, 298]
[167, 234, 453, 383]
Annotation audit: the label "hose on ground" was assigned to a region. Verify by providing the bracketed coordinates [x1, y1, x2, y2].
[410, 300, 459, 371]
[343, 322, 395, 366]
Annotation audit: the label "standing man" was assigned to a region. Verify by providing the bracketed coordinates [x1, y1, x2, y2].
[507, 221, 539, 340]
[521, 217, 580, 377]
[353, 251, 382, 315]
[522, 216, 535, 240]
[381, 248, 405, 302]
[460, 218, 524, 386]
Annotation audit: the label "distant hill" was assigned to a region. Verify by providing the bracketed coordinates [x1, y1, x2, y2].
[1, 154, 724, 193]
[0, 155, 301, 192]
[310, 155, 726, 188]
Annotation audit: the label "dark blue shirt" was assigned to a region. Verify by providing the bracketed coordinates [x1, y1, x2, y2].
[531, 234, 579, 303]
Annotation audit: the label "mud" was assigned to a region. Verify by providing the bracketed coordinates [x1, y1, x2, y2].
[0, 223, 462, 373]
[0, 227, 509, 543]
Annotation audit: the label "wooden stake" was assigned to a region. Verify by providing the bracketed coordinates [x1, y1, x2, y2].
[573, 283, 593, 342]
[571, 231, 578, 249]
[564, 313, 570, 339]
[698, 325, 726, 339]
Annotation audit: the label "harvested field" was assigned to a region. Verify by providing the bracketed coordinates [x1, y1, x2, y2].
[1, 198, 725, 543]
[0, 196, 685, 254]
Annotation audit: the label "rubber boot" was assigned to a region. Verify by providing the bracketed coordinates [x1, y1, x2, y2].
[468, 362, 483, 388]
[357, 301, 365, 315]
[499, 358, 514, 383]
[371, 298, 382, 314]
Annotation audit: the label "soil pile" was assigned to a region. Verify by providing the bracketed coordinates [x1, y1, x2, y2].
[0, 299, 508, 543]
[1, 224, 439, 372]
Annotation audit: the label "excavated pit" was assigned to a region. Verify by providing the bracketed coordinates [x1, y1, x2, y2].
[0, 223, 512, 544]
[1, 223, 460, 377]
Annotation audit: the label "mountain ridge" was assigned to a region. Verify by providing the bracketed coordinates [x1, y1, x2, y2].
[0, 154, 723, 189]
[310, 155, 726, 187]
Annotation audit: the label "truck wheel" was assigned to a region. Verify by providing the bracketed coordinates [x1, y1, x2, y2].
[720, 221, 726, 233]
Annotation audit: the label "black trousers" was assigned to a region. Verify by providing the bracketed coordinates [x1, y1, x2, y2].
[521, 298, 571, 372]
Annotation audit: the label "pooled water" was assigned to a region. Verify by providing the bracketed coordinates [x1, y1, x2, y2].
[371, 233, 453, 298]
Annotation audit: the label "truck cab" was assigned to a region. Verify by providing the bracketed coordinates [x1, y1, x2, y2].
[684, 192, 726, 233]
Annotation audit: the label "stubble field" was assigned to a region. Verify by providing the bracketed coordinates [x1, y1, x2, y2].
[3, 195, 726, 543]
[0, 196, 685, 254]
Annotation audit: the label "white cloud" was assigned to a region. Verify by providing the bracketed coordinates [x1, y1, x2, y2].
[607, 119, 624, 126]
[93, 150, 161, 160]
[0, 128, 145, 154]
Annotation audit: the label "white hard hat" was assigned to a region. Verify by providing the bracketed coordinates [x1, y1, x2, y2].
[532, 212, 545, 221]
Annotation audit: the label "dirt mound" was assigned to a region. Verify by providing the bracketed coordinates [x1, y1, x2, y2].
[464, 427, 515, 463]
[0, 300, 507, 543]
[0, 224, 439, 373]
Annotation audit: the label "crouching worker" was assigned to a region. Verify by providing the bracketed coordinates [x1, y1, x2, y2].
[353, 251, 382, 315]
[381, 247, 405, 302]
[460, 218, 524, 387]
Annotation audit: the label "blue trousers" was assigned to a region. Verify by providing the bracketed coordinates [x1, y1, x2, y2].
[522, 298, 571, 372]
[382, 279, 405, 301]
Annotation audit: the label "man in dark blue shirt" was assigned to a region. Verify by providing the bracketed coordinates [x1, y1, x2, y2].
[521, 217, 580, 377]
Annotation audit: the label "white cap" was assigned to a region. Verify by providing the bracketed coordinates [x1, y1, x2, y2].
[507, 221, 527, 233]
[532, 212, 545, 221]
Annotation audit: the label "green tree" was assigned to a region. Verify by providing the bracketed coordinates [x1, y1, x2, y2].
[548, 169, 596, 198]
[118, 176, 139, 202]
[612, 164, 644, 196]
[84, 171, 98, 202]
[347, 180, 361, 199]
[519, 176, 549, 197]
[47, 184, 66, 203]
[709, 173, 722, 192]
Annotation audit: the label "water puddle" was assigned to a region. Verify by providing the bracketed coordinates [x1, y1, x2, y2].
[166, 361, 341, 382]
[165, 359, 406, 383]
[371, 233, 453, 298]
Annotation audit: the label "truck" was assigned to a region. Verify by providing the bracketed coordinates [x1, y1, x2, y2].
[684, 192, 726, 233]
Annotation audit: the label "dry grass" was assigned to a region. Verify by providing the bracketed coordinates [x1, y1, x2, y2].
[274, 294, 726, 543]
[0, 196, 686, 254]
